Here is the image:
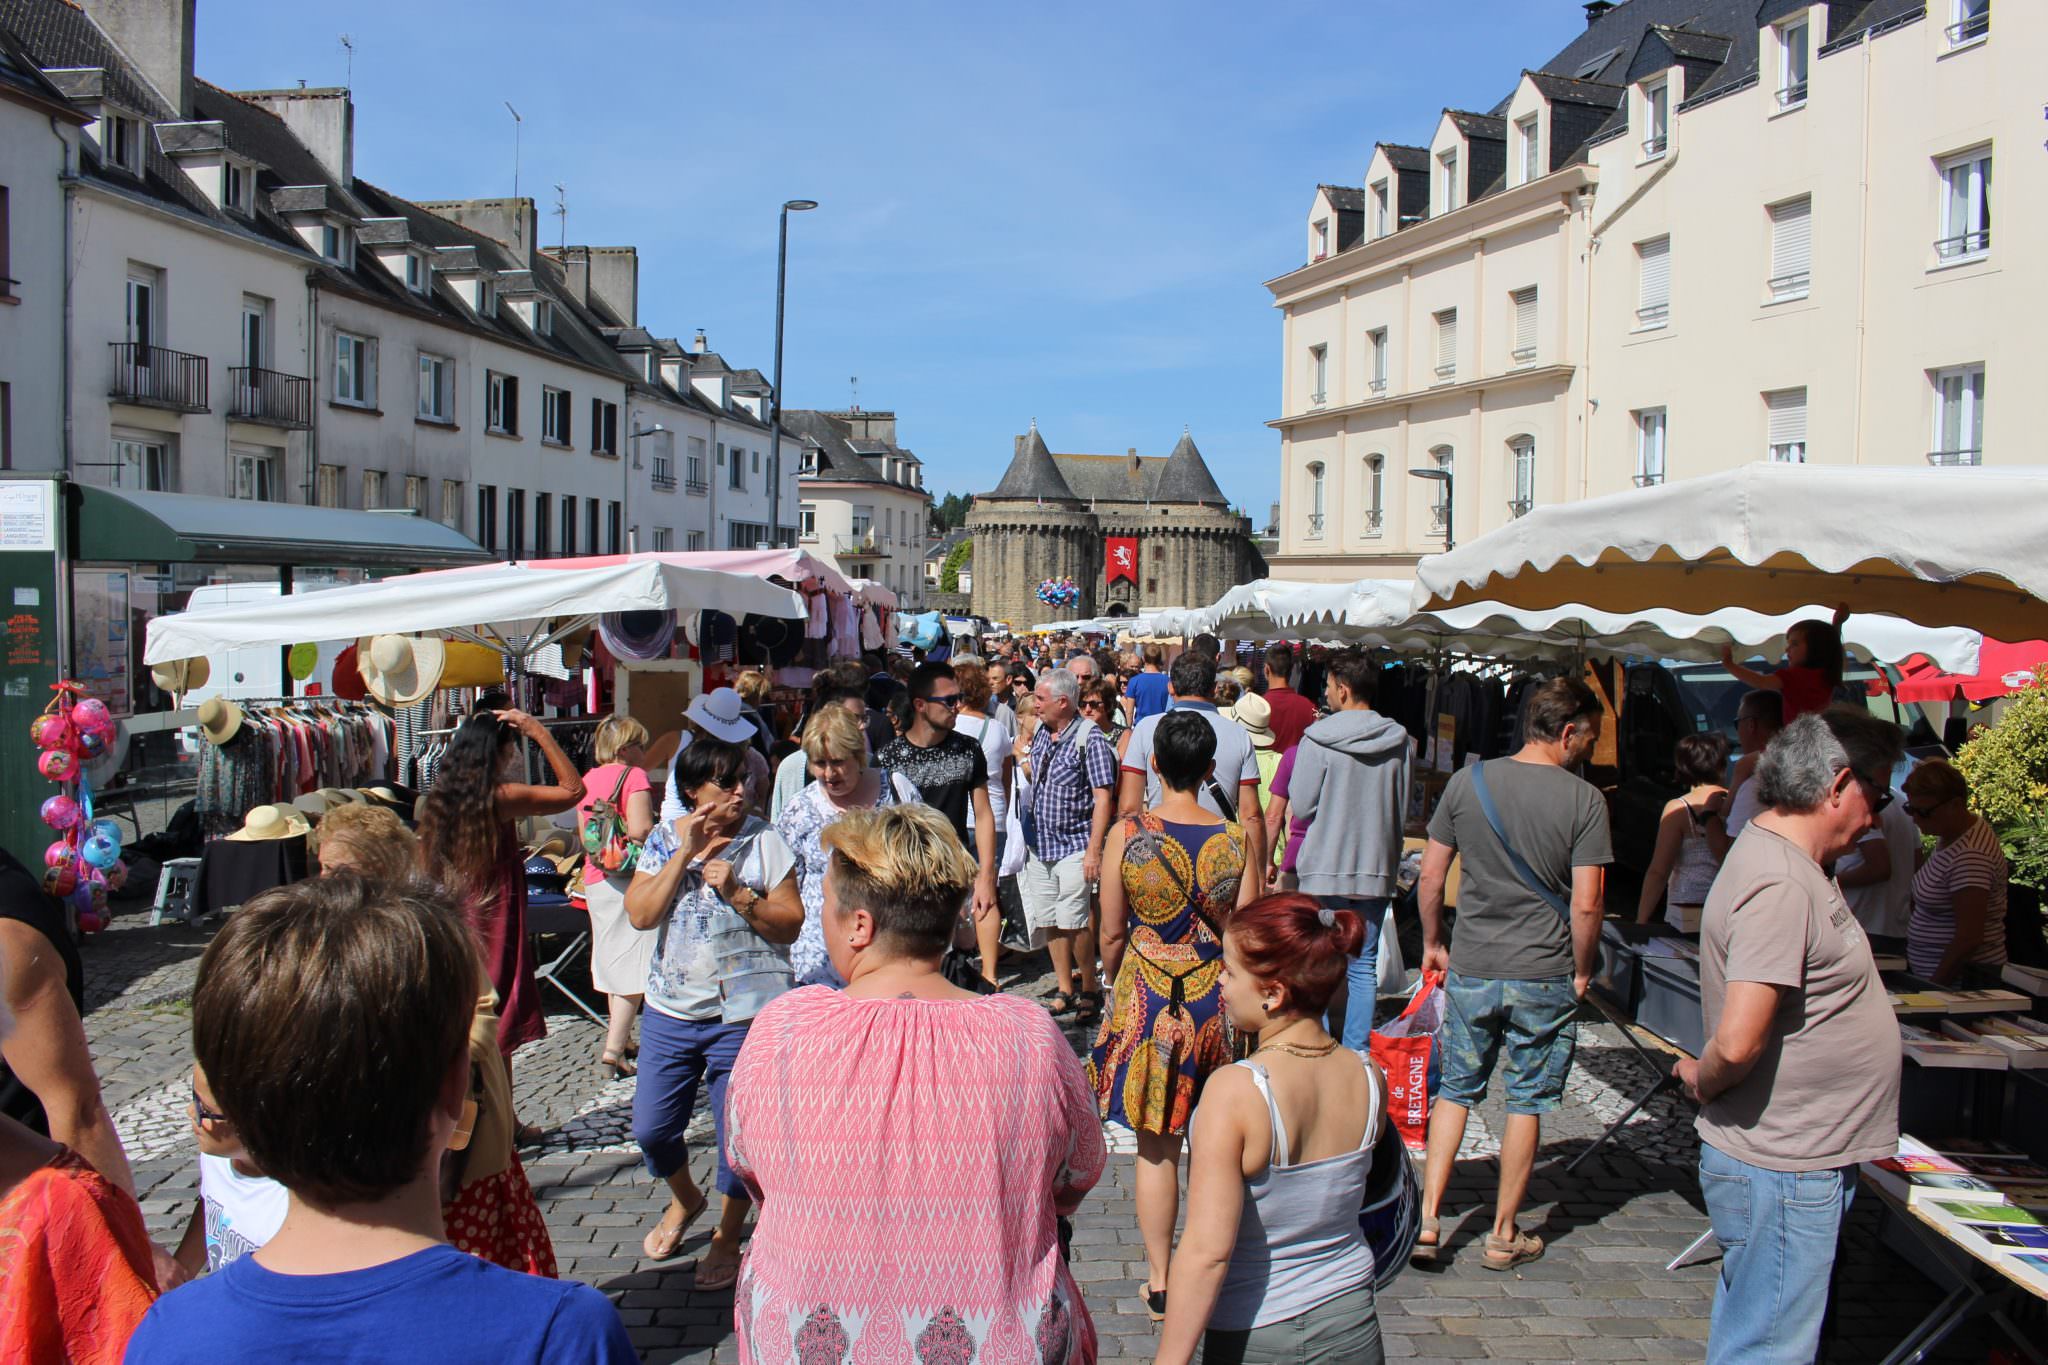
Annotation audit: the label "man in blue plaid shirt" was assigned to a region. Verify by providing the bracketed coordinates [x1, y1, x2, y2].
[1014, 667, 1118, 1018]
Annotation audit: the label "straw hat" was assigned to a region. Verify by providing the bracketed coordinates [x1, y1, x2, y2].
[225, 803, 312, 842]
[1231, 692, 1276, 749]
[151, 656, 210, 695]
[357, 634, 446, 707]
[195, 697, 243, 745]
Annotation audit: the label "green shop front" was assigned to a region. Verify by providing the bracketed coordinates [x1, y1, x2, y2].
[0, 475, 488, 866]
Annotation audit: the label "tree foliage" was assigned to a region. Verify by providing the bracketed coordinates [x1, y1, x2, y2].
[931, 492, 972, 532]
[939, 538, 973, 594]
[1955, 666, 2048, 887]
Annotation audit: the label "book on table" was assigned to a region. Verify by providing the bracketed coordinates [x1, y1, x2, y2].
[1865, 1138, 2048, 1207]
[1901, 1023, 2009, 1069]
[1890, 988, 2033, 1016]
[2002, 962, 2048, 996]
[1939, 1017, 2048, 1070]
[1919, 1199, 2048, 1292]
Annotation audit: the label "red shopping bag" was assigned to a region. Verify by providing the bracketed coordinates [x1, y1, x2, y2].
[1370, 970, 1445, 1153]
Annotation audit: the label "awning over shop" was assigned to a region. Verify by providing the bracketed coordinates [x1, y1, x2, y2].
[70, 485, 491, 569]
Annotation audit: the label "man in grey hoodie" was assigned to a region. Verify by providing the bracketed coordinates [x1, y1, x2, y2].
[1290, 649, 1412, 1047]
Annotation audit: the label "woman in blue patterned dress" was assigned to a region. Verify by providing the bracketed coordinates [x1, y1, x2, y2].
[1089, 710, 1253, 1321]
[770, 705, 920, 987]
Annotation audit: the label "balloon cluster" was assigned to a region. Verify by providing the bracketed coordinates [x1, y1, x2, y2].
[32, 683, 120, 933]
[1036, 577, 1081, 609]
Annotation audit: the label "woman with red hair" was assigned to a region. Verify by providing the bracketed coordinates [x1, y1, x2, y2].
[1156, 894, 1388, 1364]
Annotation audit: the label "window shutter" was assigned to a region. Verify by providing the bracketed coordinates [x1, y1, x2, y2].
[1435, 310, 1458, 371]
[1770, 198, 1811, 284]
[1638, 237, 1671, 312]
[1512, 288, 1538, 358]
[1767, 388, 1808, 446]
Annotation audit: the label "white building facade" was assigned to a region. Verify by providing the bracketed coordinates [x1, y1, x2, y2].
[788, 408, 930, 606]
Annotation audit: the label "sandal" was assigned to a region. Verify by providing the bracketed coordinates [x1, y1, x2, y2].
[1073, 991, 1103, 1023]
[1411, 1214, 1441, 1265]
[693, 1252, 742, 1292]
[600, 1051, 637, 1080]
[1043, 991, 1080, 1016]
[1140, 1281, 1167, 1323]
[642, 1191, 708, 1263]
[1482, 1227, 1545, 1271]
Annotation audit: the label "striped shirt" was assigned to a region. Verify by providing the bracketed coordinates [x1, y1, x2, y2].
[1026, 718, 1119, 863]
[1907, 815, 2008, 978]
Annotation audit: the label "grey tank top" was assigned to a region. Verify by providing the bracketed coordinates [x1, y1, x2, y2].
[1209, 1049, 1380, 1331]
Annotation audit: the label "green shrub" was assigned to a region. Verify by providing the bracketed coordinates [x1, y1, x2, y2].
[1955, 665, 2048, 888]
[939, 539, 972, 594]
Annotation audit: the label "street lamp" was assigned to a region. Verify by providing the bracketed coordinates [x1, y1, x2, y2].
[770, 199, 818, 549]
[624, 422, 665, 552]
[1408, 465, 1454, 550]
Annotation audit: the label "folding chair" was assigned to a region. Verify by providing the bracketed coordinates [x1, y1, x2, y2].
[525, 899, 607, 1027]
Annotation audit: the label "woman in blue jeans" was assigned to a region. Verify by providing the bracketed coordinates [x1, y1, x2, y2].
[624, 737, 803, 1287]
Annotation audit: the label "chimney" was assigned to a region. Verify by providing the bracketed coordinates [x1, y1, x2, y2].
[83, 0, 195, 117]
[1583, 1, 1615, 26]
[237, 86, 354, 187]
[414, 198, 538, 268]
[548, 245, 591, 309]
[585, 247, 638, 327]
[692, 330, 709, 354]
[1129, 447, 1141, 473]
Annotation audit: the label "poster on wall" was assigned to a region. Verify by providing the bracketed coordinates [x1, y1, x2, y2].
[72, 568, 133, 716]
[1106, 536, 1138, 585]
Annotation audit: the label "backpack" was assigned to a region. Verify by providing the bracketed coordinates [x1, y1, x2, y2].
[580, 767, 642, 875]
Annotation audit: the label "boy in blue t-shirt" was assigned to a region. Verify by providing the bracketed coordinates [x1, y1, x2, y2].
[126, 874, 634, 1364]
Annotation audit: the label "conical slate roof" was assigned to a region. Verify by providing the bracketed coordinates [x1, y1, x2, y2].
[1152, 430, 1228, 506]
[989, 423, 1078, 501]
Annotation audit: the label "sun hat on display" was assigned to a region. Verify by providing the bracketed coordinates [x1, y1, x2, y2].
[225, 803, 312, 842]
[329, 643, 367, 701]
[195, 697, 243, 745]
[357, 634, 447, 707]
[684, 687, 760, 745]
[150, 657, 210, 695]
[287, 642, 319, 682]
[597, 609, 676, 662]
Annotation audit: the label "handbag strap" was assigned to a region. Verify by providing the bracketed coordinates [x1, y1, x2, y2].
[604, 764, 632, 806]
[1468, 761, 1571, 921]
[1204, 775, 1239, 823]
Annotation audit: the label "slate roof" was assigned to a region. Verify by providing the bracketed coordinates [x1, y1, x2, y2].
[985, 428, 1228, 508]
[988, 425, 1074, 500]
[784, 410, 926, 490]
[1153, 431, 1228, 506]
[1379, 143, 1429, 173]
[1319, 185, 1364, 212]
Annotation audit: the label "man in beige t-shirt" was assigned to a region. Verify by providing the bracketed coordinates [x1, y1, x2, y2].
[1676, 707, 1903, 1365]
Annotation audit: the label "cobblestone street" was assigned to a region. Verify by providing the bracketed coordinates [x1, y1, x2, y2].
[86, 908, 1995, 1363]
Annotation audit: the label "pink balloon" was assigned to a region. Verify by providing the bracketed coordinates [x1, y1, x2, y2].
[40, 795, 80, 831]
[73, 699, 111, 731]
[44, 840, 76, 870]
[43, 865, 77, 897]
[31, 714, 74, 751]
[37, 748, 76, 781]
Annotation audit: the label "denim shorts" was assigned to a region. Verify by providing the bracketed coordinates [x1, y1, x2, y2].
[1435, 971, 1578, 1115]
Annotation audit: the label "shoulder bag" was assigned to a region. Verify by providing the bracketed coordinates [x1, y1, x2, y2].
[1467, 761, 1570, 920]
[580, 767, 642, 876]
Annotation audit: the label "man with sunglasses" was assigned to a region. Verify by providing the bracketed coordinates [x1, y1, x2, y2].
[878, 662, 1000, 958]
[1676, 706, 1905, 1365]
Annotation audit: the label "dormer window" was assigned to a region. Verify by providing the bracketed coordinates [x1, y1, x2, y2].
[105, 113, 143, 175]
[1438, 148, 1461, 212]
[1776, 15, 1810, 109]
[319, 221, 351, 265]
[476, 281, 495, 317]
[404, 252, 428, 294]
[1313, 218, 1330, 260]
[533, 300, 554, 336]
[1516, 114, 1540, 184]
[222, 161, 252, 215]
[1642, 79, 1670, 158]
[1370, 180, 1390, 237]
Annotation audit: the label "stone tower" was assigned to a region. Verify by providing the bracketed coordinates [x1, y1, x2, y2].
[968, 425, 1266, 628]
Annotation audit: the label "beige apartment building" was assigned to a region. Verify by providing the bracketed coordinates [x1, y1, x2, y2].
[1266, 0, 2025, 583]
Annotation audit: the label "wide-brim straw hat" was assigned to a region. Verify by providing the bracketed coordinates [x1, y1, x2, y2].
[195, 696, 242, 745]
[151, 656, 210, 695]
[1230, 692, 1276, 748]
[225, 803, 312, 842]
[357, 634, 447, 707]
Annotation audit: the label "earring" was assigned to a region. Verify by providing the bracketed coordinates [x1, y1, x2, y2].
[1262, 1000, 1275, 1014]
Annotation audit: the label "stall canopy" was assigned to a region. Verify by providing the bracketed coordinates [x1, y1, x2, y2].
[431, 548, 859, 597]
[73, 485, 490, 570]
[1411, 463, 2048, 640]
[144, 556, 803, 665]
[1891, 638, 2048, 703]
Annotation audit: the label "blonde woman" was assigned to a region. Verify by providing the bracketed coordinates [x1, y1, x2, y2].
[771, 706, 920, 987]
[577, 714, 658, 1077]
[312, 804, 416, 881]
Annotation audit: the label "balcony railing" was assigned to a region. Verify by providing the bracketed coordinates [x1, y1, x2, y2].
[1363, 509, 1383, 536]
[1309, 390, 1326, 407]
[1768, 271, 1810, 301]
[110, 342, 208, 412]
[651, 470, 677, 491]
[1775, 81, 1808, 109]
[1511, 345, 1537, 364]
[684, 476, 708, 495]
[1636, 303, 1669, 328]
[1432, 363, 1456, 382]
[1945, 11, 1989, 46]
[1634, 469, 1666, 488]
[1927, 448, 1982, 467]
[1934, 229, 1989, 262]
[1508, 497, 1534, 519]
[227, 366, 311, 428]
[1642, 133, 1668, 157]
[835, 532, 882, 558]
[1430, 502, 1449, 531]
[1305, 512, 1324, 539]
[1368, 377, 1387, 396]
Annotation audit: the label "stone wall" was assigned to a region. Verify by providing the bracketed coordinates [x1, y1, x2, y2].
[968, 501, 1267, 627]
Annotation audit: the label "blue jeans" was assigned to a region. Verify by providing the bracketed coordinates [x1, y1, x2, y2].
[1698, 1141, 1854, 1365]
[631, 1007, 750, 1199]
[1435, 972, 1577, 1115]
[1324, 896, 1387, 1051]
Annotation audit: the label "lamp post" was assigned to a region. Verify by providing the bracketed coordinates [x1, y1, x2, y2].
[770, 199, 818, 549]
[624, 422, 665, 553]
[1408, 465, 1454, 551]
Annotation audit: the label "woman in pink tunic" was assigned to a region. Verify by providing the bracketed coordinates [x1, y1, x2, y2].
[726, 804, 1107, 1365]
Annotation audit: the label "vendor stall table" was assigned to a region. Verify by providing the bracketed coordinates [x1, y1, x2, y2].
[1867, 1180, 2048, 1365]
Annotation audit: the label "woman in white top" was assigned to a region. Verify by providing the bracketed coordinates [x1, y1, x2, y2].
[1636, 733, 1731, 933]
[1159, 893, 1387, 1365]
[951, 658, 1015, 983]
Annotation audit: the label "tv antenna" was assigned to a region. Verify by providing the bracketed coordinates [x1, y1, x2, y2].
[849, 376, 859, 411]
[552, 183, 568, 250]
[338, 34, 354, 91]
[505, 102, 522, 200]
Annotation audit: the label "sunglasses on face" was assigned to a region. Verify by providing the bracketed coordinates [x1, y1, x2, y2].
[1848, 771, 1893, 814]
[1903, 794, 1954, 819]
[1080, 698, 1108, 711]
[192, 1083, 227, 1125]
[922, 693, 963, 709]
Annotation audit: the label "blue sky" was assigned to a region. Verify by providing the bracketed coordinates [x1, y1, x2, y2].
[196, 1, 1586, 519]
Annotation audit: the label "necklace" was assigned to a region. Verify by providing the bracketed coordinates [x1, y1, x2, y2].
[1254, 1038, 1341, 1059]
